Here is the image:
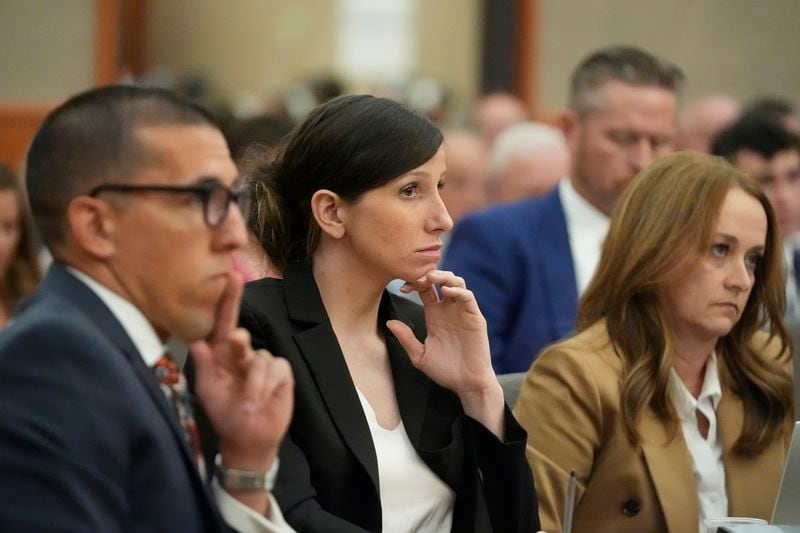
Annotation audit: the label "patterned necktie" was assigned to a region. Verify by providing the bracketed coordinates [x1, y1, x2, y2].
[152, 354, 207, 480]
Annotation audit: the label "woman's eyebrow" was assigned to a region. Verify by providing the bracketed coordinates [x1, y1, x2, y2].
[715, 233, 737, 244]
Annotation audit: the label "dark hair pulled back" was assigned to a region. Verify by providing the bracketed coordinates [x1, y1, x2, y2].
[247, 94, 443, 272]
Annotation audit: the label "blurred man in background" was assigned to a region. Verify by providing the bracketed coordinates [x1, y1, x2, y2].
[713, 115, 800, 316]
[742, 96, 800, 135]
[487, 121, 569, 204]
[677, 94, 740, 153]
[444, 46, 683, 373]
[472, 92, 529, 149]
[440, 130, 489, 226]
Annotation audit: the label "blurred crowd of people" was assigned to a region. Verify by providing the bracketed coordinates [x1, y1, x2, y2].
[1, 40, 799, 533]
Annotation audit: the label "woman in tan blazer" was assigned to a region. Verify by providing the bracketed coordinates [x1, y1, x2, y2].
[515, 152, 795, 532]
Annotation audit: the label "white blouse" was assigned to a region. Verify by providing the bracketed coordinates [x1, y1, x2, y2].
[356, 389, 455, 533]
[669, 353, 727, 533]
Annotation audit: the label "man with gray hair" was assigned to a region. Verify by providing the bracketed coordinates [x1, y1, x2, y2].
[487, 121, 569, 204]
[443, 46, 683, 373]
[440, 130, 490, 224]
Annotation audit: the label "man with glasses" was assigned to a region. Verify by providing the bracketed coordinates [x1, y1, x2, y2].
[0, 86, 295, 531]
[89, 178, 252, 229]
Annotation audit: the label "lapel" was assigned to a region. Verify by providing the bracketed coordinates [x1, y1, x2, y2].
[40, 264, 212, 499]
[284, 261, 380, 491]
[639, 405, 698, 532]
[592, 326, 698, 531]
[717, 385, 748, 515]
[717, 368, 785, 518]
[534, 188, 578, 337]
[384, 300, 468, 489]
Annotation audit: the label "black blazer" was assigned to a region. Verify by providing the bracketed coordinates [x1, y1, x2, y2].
[238, 261, 539, 532]
[0, 264, 227, 532]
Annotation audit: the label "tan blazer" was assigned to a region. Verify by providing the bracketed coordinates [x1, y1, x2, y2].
[514, 321, 791, 533]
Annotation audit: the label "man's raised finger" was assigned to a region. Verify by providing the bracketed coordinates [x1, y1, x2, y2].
[211, 270, 244, 343]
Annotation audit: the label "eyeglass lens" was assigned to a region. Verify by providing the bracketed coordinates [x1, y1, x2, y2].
[206, 186, 229, 228]
[205, 185, 251, 228]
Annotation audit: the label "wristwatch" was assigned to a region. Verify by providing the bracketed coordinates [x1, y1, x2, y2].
[214, 454, 279, 491]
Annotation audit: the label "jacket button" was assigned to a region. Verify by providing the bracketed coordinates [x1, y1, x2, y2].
[621, 499, 641, 517]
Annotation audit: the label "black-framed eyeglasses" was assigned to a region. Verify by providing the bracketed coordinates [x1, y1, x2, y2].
[89, 178, 250, 229]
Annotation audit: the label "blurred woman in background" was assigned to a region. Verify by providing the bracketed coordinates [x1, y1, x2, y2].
[0, 164, 41, 328]
[515, 152, 794, 532]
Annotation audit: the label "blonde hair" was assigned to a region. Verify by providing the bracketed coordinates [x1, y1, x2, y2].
[579, 151, 793, 455]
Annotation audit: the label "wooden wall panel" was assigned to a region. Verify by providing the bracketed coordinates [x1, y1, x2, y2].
[0, 105, 52, 171]
[0, 0, 135, 171]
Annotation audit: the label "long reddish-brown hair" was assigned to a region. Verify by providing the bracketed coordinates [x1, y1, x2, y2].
[579, 151, 793, 455]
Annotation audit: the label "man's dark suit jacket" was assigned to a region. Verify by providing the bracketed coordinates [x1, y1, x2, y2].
[238, 261, 539, 532]
[0, 264, 226, 531]
[442, 186, 578, 374]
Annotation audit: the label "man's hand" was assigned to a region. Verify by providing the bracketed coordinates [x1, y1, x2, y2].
[190, 272, 294, 472]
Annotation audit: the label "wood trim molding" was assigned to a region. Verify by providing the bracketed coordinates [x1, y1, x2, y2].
[0, 0, 132, 169]
[0, 104, 55, 170]
[515, 0, 538, 113]
[125, 0, 149, 75]
[95, 0, 121, 85]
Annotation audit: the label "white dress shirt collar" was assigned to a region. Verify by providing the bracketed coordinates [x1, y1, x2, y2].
[669, 352, 727, 531]
[669, 352, 722, 417]
[66, 266, 165, 367]
[559, 178, 611, 295]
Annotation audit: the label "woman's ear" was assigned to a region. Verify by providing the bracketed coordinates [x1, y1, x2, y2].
[66, 196, 117, 259]
[310, 189, 346, 239]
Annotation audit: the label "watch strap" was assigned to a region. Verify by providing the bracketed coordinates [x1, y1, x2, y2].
[214, 454, 279, 492]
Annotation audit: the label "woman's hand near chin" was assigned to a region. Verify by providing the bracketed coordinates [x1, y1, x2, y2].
[386, 270, 505, 437]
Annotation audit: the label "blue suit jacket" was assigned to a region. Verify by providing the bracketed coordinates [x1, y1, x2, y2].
[0, 264, 227, 532]
[442, 187, 578, 374]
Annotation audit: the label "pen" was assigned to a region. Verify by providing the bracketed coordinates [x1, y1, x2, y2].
[563, 469, 576, 533]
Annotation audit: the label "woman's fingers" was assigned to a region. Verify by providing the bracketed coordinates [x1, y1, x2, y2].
[440, 285, 476, 303]
[426, 270, 466, 289]
[401, 276, 440, 304]
[400, 270, 470, 305]
[386, 319, 425, 366]
[422, 271, 475, 307]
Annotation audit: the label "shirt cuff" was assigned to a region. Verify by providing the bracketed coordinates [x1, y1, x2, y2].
[212, 477, 295, 533]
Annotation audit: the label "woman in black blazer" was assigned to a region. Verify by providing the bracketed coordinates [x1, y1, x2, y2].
[238, 95, 539, 532]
